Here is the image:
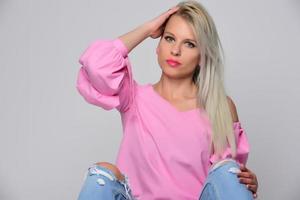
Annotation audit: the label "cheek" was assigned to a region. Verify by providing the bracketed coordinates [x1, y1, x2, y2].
[156, 46, 164, 66]
[156, 43, 162, 54]
[157, 42, 166, 53]
[198, 53, 201, 64]
[192, 52, 201, 65]
[157, 45, 167, 61]
[186, 53, 200, 66]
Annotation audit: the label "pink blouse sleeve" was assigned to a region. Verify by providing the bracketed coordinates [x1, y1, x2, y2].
[76, 38, 136, 113]
[209, 121, 250, 165]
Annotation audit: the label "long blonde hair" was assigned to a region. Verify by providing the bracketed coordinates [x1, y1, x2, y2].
[174, 0, 237, 158]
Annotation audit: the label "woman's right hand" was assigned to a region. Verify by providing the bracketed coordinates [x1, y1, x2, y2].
[118, 6, 179, 54]
[146, 6, 180, 39]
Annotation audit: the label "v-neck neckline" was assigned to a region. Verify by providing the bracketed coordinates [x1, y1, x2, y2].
[148, 83, 203, 114]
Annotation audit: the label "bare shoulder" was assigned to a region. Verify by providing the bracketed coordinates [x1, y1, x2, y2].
[226, 96, 239, 123]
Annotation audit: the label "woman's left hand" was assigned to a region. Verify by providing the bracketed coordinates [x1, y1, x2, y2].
[238, 164, 258, 199]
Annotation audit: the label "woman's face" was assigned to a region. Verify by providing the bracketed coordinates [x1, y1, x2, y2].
[156, 15, 200, 81]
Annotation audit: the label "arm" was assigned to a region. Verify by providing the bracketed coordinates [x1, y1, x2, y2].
[227, 96, 239, 123]
[117, 24, 151, 54]
[76, 6, 179, 112]
[227, 96, 259, 198]
[209, 96, 249, 165]
[227, 95, 248, 165]
[76, 39, 134, 112]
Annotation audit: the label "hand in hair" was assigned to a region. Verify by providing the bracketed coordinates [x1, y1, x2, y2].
[118, 6, 179, 54]
[147, 6, 179, 39]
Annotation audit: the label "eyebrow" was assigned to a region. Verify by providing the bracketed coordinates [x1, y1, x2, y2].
[164, 31, 197, 43]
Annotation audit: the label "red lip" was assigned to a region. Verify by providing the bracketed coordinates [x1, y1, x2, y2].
[166, 59, 181, 66]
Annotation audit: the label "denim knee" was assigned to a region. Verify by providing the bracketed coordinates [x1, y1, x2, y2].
[199, 159, 253, 200]
[78, 164, 135, 200]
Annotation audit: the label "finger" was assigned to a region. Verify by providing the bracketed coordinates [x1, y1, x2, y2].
[239, 177, 255, 185]
[253, 193, 258, 199]
[240, 171, 257, 184]
[155, 8, 176, 25]
[246, 184, 257, 193]
[165, 6, 179, 16]
[157, 7, 176, 19]
[239, 175, 258, 192]
[168, 6, 180, 12]
[239, 164, 248, 171]
[237, 172, 253, 179]
[241, 181, 258, 195]
[244, 184, 257, 196]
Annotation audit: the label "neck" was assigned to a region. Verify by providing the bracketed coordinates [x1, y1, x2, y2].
[153, 75, 198, 100]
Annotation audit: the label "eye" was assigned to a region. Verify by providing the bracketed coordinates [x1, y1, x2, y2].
[185, 42, 196, 48]
[164, 36, 174, 42]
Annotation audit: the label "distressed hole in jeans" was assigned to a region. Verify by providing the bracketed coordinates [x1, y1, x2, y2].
[89, 166, 115, 181]
[228, 167, 241, 174]
[97, 178, 106, 186]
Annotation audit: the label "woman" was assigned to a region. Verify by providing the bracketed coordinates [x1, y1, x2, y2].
[76, 0, 258, 199]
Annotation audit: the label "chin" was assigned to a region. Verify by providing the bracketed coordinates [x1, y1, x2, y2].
[161, 67, 182, 77]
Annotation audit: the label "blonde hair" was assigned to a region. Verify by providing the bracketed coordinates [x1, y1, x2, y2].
[173, 0, 237, 158]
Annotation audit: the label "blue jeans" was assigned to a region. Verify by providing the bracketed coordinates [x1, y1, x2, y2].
[199, 159, 254, 200]
[77, 164, 136, 200]
[77, 159, 253, 200]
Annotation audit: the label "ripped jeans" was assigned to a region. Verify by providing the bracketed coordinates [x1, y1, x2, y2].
[77, 164, 136, 200]
[77, 159, 253, 200]
[199, 159, 254, 200]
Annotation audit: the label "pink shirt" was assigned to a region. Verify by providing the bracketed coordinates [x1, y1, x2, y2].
[76, 38, 250, 200]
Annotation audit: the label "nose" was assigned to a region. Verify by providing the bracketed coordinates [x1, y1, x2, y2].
[171, 44, 181, 56]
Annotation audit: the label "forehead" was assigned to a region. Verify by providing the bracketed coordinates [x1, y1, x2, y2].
[164, 15, 196, 40]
